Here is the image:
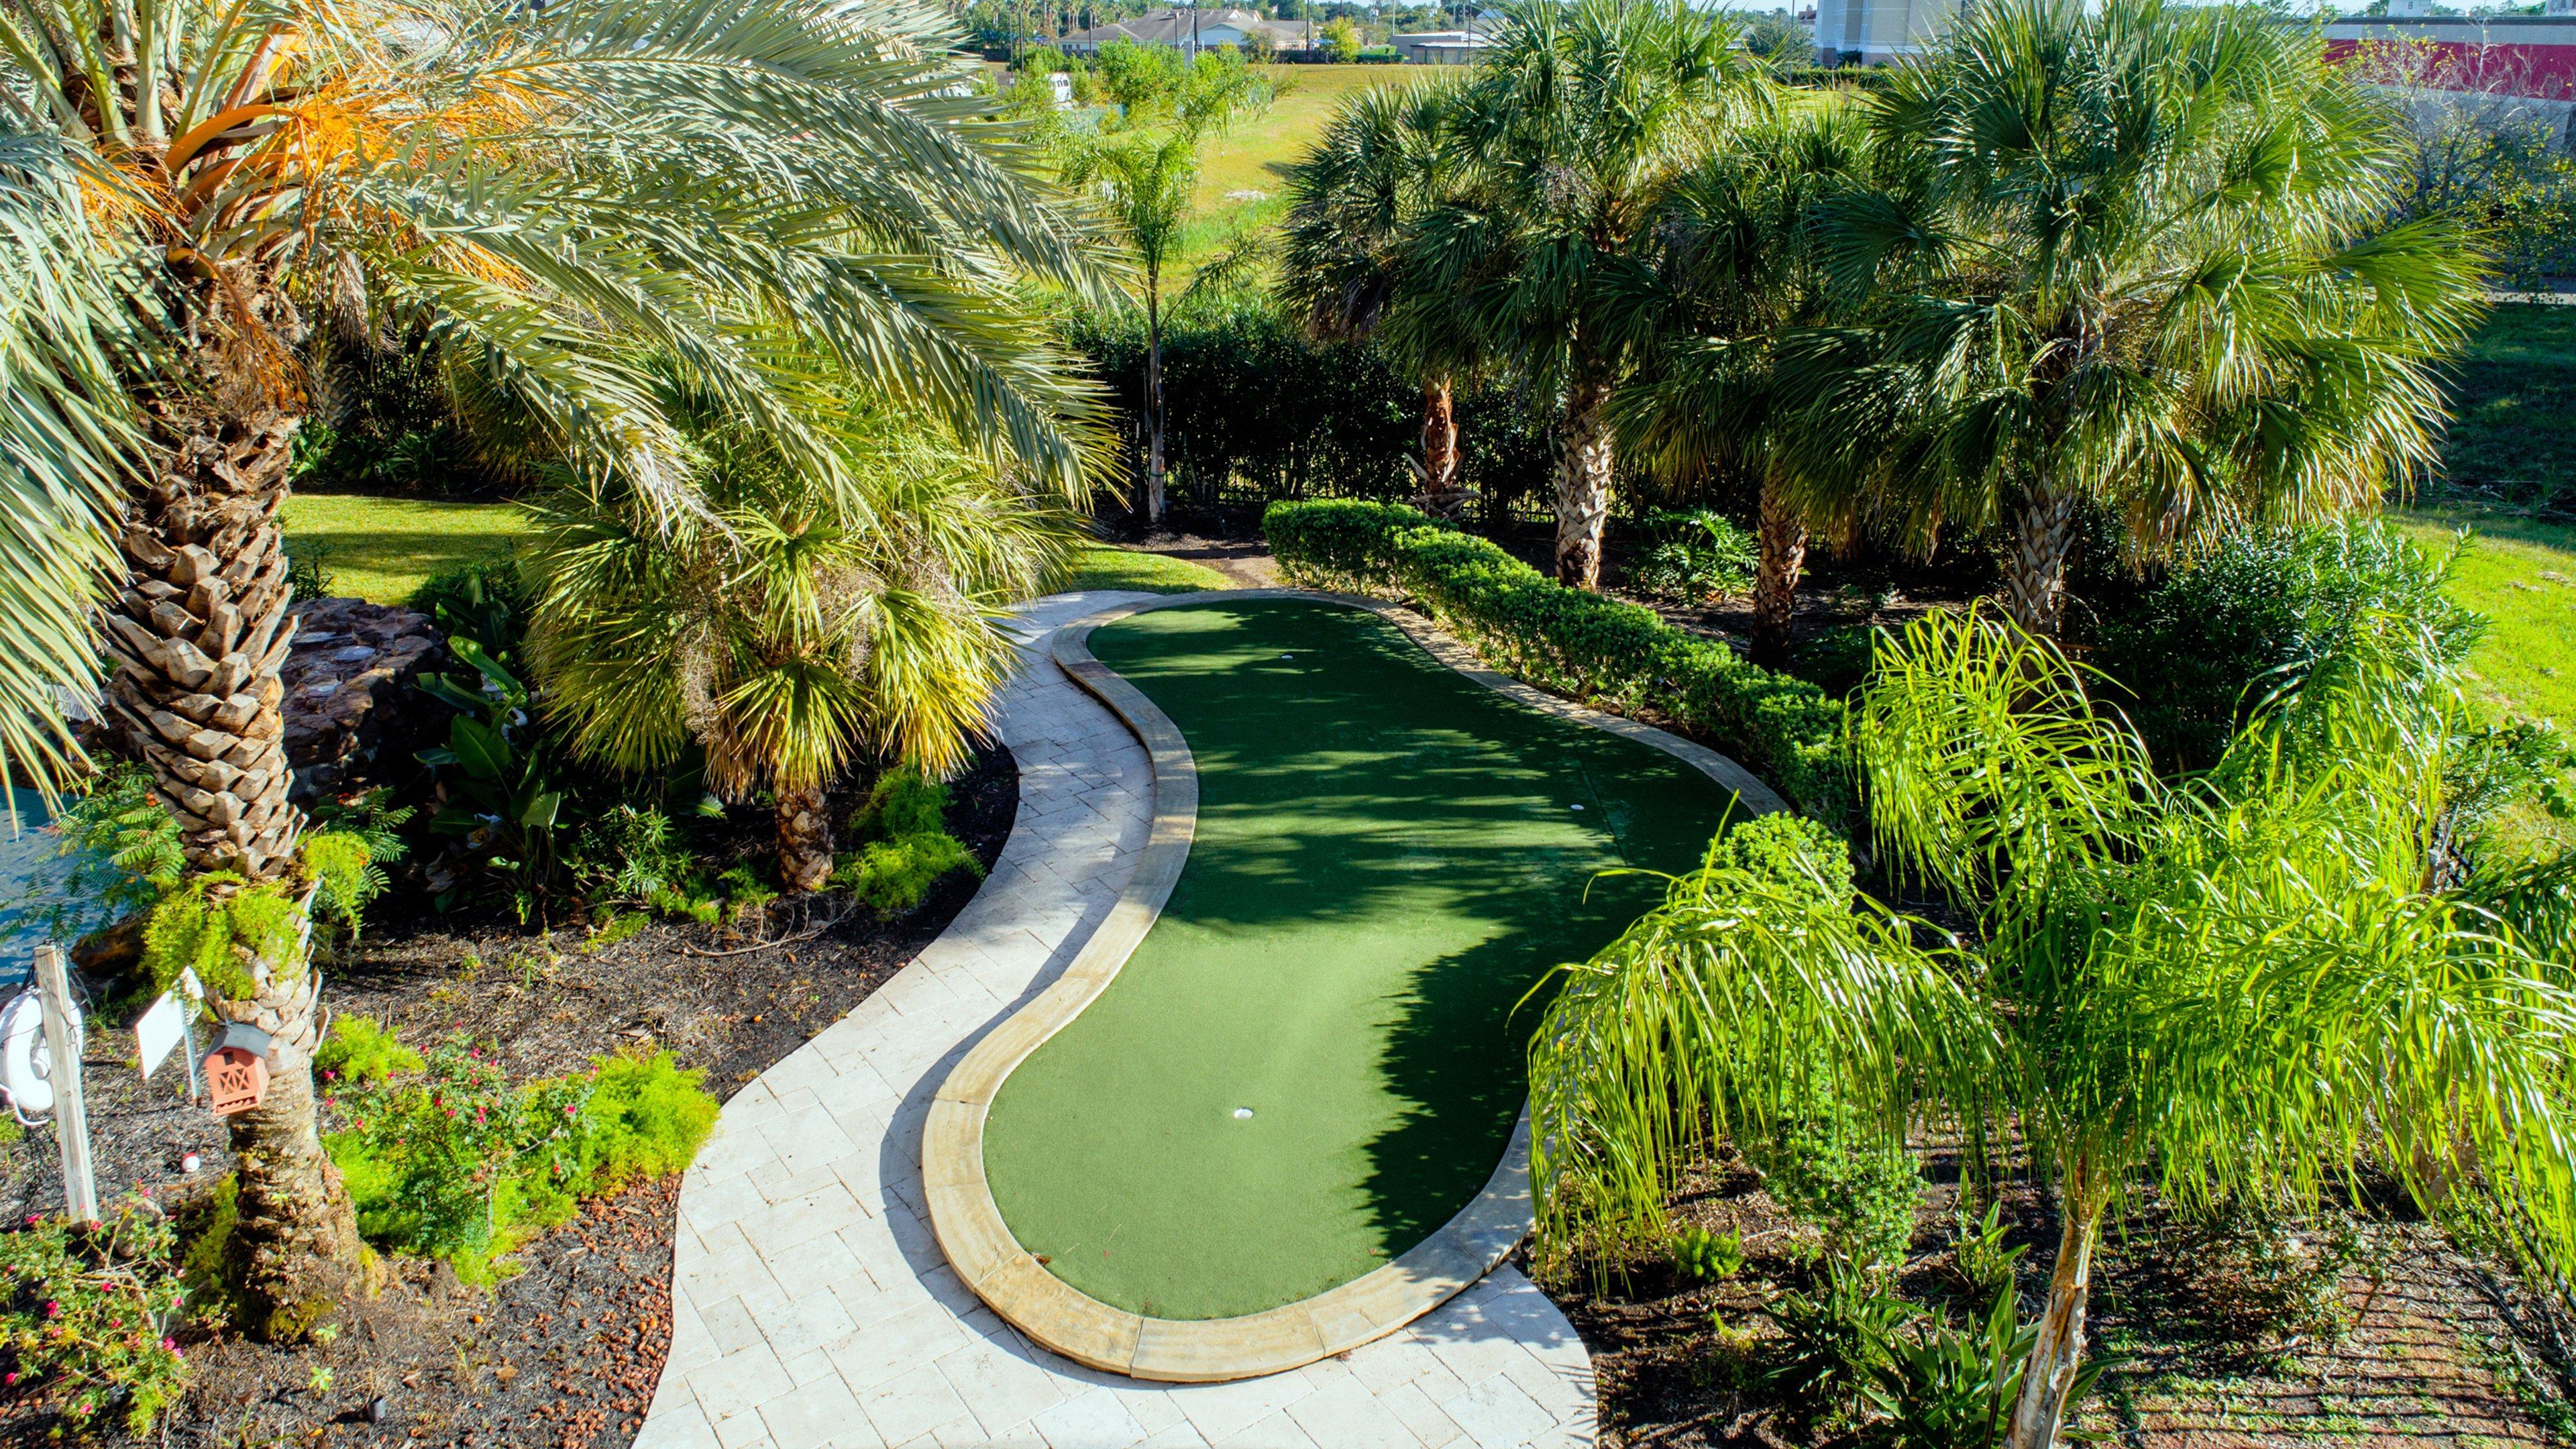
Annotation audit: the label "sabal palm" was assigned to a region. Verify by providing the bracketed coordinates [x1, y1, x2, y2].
[525, 390, 1071, 892]
[1279, 76, 1477, 517]
[1792, 0, 2484, 637]
[1527, 604, 2576, 1449]
[0, 0, 1105, 1333]
[1401, 0, 1765, 588]
[1614, 109, 1870, 664]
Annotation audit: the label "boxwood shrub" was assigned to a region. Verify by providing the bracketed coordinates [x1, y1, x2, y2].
[1265, 499, 1853, 827]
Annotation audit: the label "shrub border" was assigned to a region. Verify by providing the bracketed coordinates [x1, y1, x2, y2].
[1263, 500, 1853, 826]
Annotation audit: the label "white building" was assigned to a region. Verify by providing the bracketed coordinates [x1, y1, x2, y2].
[1811, 0, 1957, 66]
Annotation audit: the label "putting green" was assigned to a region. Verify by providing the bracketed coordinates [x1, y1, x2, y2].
[981, 597, 1743, 1320]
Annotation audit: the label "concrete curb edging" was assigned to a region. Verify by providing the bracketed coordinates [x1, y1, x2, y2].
[924, 588, 1780, 1385]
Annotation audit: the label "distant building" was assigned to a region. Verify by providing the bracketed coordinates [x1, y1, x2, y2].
[1057, 7, 1310, 58]
[1391, 30, 1497, 64]
[2322, 14, 2576, 99]
[1810, 0, 1955, 66]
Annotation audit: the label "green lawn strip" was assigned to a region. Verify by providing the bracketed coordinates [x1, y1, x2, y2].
[2392, 507, 2576, 729]
[280, 493, 532, 605]
[1060, 543, 1231, 594]
[1178, 64, 1411, 272]
[983, 597, 1743, 1319]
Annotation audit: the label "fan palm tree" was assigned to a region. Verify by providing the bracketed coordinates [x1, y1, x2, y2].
[1403, 0, 1767, 588]
[1527, 604, 2576, 1449]
[523, 387, 1073, 893]
[1792, 0, 2485, 638]
[1279, 75, 1480, 518]
[1, 0, 1107, 1334]
[1614, 109, 1870, 665]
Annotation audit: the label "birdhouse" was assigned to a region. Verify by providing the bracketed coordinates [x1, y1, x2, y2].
[205, 1023, 274, 1117]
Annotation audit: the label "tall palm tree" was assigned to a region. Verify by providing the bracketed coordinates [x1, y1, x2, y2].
[1056, 48, 1265, 529]
[1, 0, 1106, 1334]
[524, 388, 1073, 892]
[1405, 0, 1766, 588]
[1279, 75, 1479, 519]
[1794, 0, 2485, 638]
[1614, 109, 1870, 665]
[1527, 605, 2576, 1449]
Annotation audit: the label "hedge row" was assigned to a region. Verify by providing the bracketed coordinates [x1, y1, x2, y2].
[1264, 499, 1854, 827]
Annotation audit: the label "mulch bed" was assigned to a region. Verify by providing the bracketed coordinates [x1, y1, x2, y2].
[1546, 1148, 2576, 1448]
[0, 740, 1018, 1446]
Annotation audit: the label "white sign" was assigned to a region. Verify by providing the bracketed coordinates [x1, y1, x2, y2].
[135, 991, 186, 1079]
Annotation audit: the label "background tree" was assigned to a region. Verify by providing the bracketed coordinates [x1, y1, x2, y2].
[1408, 0, 1766, 588]
[1526, 599, 2576, 1449]
[1615, 111, 1868, 665]
[1055, 47, 1267, 527]
[1322, 15, 1362, 62]
[1794, 0, 2485, 637]
[525, 388, 1073, 892]
[1279, 76, 1481, 517]
[0, 0, 1106, 1334]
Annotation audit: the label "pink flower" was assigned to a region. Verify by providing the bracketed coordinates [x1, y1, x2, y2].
[161, 1338, 176, 1353]
[44, 1301, 59, 1319]
[4, 1371, 16, 1385]
[562, 1104, 576, 1116]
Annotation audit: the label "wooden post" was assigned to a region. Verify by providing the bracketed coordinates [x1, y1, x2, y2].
[32, 945, 96, 1224]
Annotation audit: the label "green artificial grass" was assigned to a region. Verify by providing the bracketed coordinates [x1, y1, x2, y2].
[982, 597, 1746, 1319]
[1059, 543, 1232, 595]
[280, 494, 532, 604]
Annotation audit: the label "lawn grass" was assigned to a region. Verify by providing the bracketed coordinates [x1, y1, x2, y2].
[1060, 543, 1232, 594]
[280, 493, 533, 605]
[983, 597, 1743, 1318]
[1175, 64, 1414, 270]
[2394, 506, 2576, 731]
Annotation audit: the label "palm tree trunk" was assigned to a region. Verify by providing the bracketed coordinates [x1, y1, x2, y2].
[217, 916, 372, 1340]
[1420, 374, 1461, 519]
[776, 780, 835, 893]
[1556, 374, 1615, 590]
[2006, 1178, 2106, 1449]
[2004, 474, 2079, 639]
[1144, 270, 1167, 531]
[100, 407, 308, 879]
[1752, 469, 1807, 668]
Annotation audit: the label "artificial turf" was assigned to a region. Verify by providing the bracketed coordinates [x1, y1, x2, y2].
[981, 597, 1747, 1320]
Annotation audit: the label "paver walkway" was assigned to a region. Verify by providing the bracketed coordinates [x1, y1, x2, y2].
[636, 592, 1597, 1449]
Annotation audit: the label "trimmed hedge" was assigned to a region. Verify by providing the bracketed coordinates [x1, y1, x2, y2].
[1265, 499, 1853, 826]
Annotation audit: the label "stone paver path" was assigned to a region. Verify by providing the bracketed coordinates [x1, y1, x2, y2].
[636, 592, 1597, 1449]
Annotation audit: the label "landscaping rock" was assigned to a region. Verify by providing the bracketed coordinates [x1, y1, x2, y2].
[280, 597, 447, 802]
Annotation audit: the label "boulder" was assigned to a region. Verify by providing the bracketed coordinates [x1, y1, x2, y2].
[280, 598, 447, 802]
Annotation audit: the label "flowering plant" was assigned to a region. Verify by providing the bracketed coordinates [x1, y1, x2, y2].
[0, 1199, 191, 1434]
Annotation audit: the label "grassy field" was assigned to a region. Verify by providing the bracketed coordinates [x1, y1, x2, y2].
[2436, 303, 2576, 519]
[1177, 64, 1415, 268]
[2396, 508, 2576, 729]
[278, 491, 1221, 604]
[280, 494, 531, 605]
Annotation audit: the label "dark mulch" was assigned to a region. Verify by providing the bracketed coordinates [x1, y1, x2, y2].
[0, 739, 1018, 1446]
[1546, 1148, 2576, 1448]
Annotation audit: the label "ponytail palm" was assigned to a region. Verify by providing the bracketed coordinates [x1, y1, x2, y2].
[0, 0, 1105, 1334]
[1528, 606, 2576, 1449]
[1795, 0, 2485, 637]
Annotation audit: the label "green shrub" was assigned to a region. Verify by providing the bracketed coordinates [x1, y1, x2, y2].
[303, 830, 385, 941]
[1709, 813, 1854, 904]
[1631, 508, 1758, 604]
[574, 1052, 720, 1193]
[408, 557, 529, 661]
[850, 769, 949, 840]
[1668, 1224, 1744, 1285]
[1742, 1071, 1923, 1272]
[1265, 499, 1854, 826]
[832, 833, 982, 918]
[0, 1201, 192, 1436]
[571, 805, 692, 903]
[2090, 520, 2480, 775]
[314, 1016, 423, 1087]
[1766, 1257, 1917, 1423]
[1945, 1203, 2025, 1309]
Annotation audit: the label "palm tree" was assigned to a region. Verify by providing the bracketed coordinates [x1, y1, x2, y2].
[1794, 0, 2485, 638]
[1614, 110, 1870, 665]
[1404, 0, 1766, 588]
[524, 388, 1073, 893]
[1057, 48, 1266, 529]
[1526, 606, 2576, 1449]
[1279, 76, 1480, 519]
[1, 0, 1106, 1334]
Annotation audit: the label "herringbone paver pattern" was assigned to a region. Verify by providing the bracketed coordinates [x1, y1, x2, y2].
[635, 592, 1596, 1449]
